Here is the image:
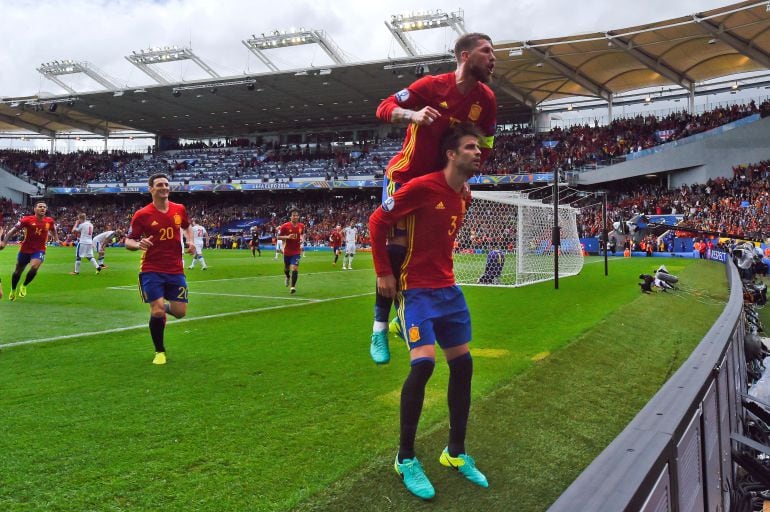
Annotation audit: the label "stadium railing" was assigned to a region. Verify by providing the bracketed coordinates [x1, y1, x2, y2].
[548, 260, 745, 511]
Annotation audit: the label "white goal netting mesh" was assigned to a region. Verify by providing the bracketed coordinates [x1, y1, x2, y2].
[454, 191, 584, 287]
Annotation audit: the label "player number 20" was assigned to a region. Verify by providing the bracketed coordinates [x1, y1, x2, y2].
[158, 227, 174, 240]
[177, 287, 188, 300]
[448, 216, 458, 236]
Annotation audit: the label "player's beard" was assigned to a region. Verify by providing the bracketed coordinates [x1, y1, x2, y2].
[470, 63, 492, 83]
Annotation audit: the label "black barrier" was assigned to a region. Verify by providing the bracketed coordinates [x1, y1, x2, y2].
[548, 261, 745, 511]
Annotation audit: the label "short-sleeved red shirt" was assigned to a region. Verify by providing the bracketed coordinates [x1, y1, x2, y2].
[127, 201, 190, 274]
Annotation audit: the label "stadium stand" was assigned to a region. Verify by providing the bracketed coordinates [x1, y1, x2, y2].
[1, 100, 768, 188]
[577, 160, 770, 242]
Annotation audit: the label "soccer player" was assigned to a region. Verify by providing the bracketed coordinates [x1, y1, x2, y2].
[274, 227, 284, 260]
[70, 212, 101, 275]
[369, 32, 497, 365]
[329, 224, 342, 266]
[276, 209, 304, 294]
[93, 226, 121, 269]
[125, 173, 195, 365]
[187, 218, 209, 270]
[342, 221, 358, 270]
[249, 226, 261, 257]
[369, 125, 489, 500]
[0, 201, 60, 301]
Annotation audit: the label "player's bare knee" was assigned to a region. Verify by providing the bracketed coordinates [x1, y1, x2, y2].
[169, 303, 187, 319]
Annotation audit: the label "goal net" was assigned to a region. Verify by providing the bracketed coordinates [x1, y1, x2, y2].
[454, 190, 584, 287]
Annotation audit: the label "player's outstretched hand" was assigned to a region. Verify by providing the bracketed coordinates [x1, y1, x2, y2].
[185, 242, 196, 255]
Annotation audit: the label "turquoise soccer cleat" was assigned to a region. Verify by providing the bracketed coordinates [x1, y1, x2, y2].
[370, 330, 390, 364]
[439, 448, 489, 488]
[394, 455, 435, 500]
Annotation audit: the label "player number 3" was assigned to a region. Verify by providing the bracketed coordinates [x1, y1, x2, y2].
[448, 216, 458, 236]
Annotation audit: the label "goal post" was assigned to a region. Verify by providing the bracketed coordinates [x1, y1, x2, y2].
[454, 190, 584, 287]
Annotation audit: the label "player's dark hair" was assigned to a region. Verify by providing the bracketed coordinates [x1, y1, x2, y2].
[454, 33, 492, 60]
[290, 209, 299, 216]
[148, 173, 169, 187]
[34, 200, 47, 208]
[440, 124, 484, 166]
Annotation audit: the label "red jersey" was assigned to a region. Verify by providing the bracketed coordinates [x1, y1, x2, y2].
[127, 201, 190, 274]
[369, 171, 468, 290]
[278, 221, 305, 256]
[376, 72, 496, 184]
[329, 230, 342, 248]
[15, 215, 55, 253]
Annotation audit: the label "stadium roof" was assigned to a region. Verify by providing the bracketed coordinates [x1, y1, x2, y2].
[493, 0, 770, 105]
[0, 54, 534, 139]
[0, 0, 769, 139]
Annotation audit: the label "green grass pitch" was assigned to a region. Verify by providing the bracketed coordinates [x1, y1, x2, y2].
[0, 246, 726, 511]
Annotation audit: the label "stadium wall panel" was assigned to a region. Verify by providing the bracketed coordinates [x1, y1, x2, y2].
[0, 164, 38, 203]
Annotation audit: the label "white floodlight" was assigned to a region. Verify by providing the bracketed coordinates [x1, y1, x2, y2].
[385, 9, 465, 57]
[37, 60, 118, 93]
[242, 28, 346, 71]
[125, 45, 219, 84]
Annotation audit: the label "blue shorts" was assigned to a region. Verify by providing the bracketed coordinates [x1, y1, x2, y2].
[395, 286, 471, 350]
[139, 272, 189, 303]
[284, 254, 301, 267]
[17, 251, 45, 266]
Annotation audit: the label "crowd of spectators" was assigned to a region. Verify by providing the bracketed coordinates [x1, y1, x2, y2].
[578, 159, 770, 242]
[2, 159, 769, 248]
[486, 100, 770, 176]
[1, 99, 768, 188]
[0, 192, 379, 248]
[0, 149, 143, 187]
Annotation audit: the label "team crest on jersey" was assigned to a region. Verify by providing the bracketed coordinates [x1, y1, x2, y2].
[395, 89, 410, 104]
[45, 222, 50, 229]
[382, 196, 395, 212]
[468, 103, 482, 121]
[174, 214, 182, 226]
[408, 326, 421, 343]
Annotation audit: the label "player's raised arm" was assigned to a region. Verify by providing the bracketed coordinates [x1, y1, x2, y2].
[376, 78, 439, 126]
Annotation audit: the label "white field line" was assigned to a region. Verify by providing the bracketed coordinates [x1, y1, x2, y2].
[0, 291, 374, 350]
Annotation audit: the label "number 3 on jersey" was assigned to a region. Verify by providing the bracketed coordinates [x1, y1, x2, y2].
[448, 215, 458, 236]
